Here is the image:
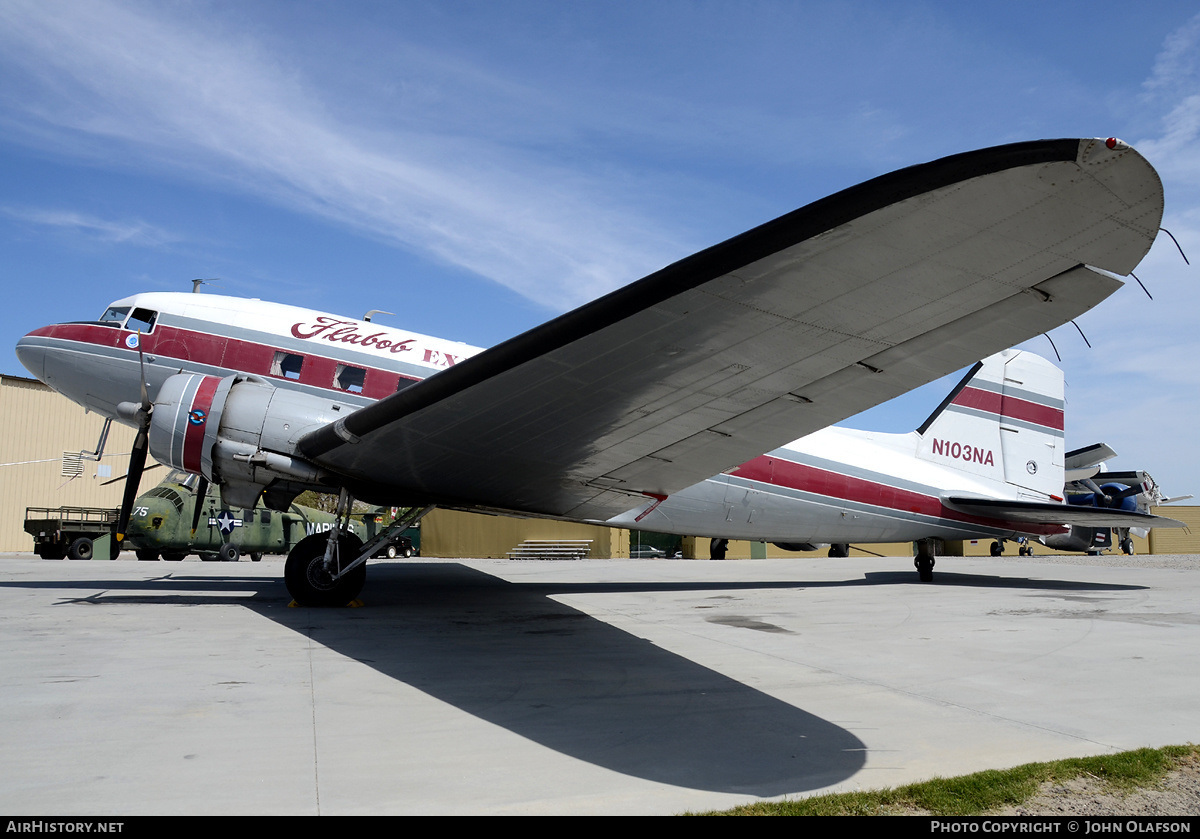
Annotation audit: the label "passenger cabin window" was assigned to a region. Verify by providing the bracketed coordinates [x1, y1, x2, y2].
[272, 351, 304, 380]
[335, 364, 365, 394]
[125, 308, 157, 333]
[396, 377, 416, 393]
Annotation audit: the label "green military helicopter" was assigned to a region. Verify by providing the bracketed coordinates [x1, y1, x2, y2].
[124, 470, 416, 562]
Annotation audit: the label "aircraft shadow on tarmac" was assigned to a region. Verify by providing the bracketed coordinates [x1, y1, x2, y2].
[5, 561, 1147, 796]
[269, 562, 863, 797]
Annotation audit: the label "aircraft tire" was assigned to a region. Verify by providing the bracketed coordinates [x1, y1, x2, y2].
[161, 551, 186, 561]
[68, 537, 93, 561]
[990, 541, 1003, 557]
[828, 543, 849, 558]
[285, 532, 366, 607]
[199, 553, 219, 561]
[914, 554, 935, 582]
[250, 552, 262, 562]
[219, 543, 240, 562]
[1122, 538, 1135, 555]
[135, 549, 159, 561]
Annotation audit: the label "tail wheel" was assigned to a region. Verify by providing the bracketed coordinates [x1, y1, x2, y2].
[285, 532, 366, 607]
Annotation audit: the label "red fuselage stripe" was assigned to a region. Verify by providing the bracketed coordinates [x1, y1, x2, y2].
[951, 386, 1064, 431]
[732, 454, 1062, 535]
[30, 323, 424, 400]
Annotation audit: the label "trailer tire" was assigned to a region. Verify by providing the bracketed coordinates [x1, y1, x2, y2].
[68, 538, 93, 561]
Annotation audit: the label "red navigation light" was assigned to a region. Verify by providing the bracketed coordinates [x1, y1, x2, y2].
[1106, 137, 1118, 149]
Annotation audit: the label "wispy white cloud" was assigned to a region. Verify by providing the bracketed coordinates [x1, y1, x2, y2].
[0, 0, 691, 311]
[1137, 12, 1200, 188]
[1, 205, 178, 248]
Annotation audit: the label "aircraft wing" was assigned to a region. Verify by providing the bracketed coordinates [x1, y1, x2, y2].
[298, 138, 1165, 521]
[944, 497, 1184, 529]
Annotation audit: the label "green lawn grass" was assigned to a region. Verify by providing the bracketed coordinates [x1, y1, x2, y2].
[690, 744, 1199, 815]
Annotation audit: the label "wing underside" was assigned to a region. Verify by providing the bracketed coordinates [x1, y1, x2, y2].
[299, 138, 1165, 520]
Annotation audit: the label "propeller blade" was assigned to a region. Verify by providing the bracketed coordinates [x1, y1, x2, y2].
[111, 331, 156, 559]
[136, 333, 150, 411]
[1110, 484, 1145, 500]
[112, 426, 149, 559]
[190, 475, 210, 537]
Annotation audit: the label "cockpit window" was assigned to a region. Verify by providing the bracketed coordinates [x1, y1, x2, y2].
[98, 306, 130, 325]
[126, 308, 157, 333]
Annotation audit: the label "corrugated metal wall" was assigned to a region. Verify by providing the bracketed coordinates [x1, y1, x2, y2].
[0, 375, 158, 551]
[422, 508, 629, 558]
[1149, 506, 1200, 554]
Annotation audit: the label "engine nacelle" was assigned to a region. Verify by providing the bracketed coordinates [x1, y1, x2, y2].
[148, 372, 352, 507]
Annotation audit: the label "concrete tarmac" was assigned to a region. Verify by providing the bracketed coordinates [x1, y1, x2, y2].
[1, 552, 1197, 815]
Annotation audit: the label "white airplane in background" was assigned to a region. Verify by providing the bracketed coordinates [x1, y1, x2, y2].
[15, 138, 1181, 604]
[1030, 442, 1192, 556]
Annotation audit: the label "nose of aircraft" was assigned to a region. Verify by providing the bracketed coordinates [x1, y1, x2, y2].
[15, 332, 46, 381]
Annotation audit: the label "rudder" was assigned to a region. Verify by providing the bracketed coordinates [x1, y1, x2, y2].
[916, 350, 1065, 498]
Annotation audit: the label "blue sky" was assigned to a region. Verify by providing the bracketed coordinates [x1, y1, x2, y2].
[2, 1, 1198, 499]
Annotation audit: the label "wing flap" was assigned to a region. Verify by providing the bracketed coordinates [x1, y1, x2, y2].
[299, 139, 1164, 519]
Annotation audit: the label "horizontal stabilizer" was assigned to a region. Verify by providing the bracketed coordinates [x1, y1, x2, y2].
[1065, 443, 1118, 471]
[944, 496, 1184, 528]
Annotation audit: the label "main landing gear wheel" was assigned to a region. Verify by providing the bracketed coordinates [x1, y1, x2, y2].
[913, 538, 937, 582]
[219, 543, 240, 563]
[285, 532, 367, 607]
[914, 554, 935, 582]
[990, 541, 1004, 557]
[828, 543, 849, 558]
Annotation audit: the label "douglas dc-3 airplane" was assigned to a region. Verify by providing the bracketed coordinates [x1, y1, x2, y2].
[16, 138, 1181, 604]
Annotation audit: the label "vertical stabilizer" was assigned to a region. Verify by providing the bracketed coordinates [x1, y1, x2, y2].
[916, 350, 1065, 498]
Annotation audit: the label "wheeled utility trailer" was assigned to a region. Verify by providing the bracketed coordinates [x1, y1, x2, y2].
[24, 506, 118, 559]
